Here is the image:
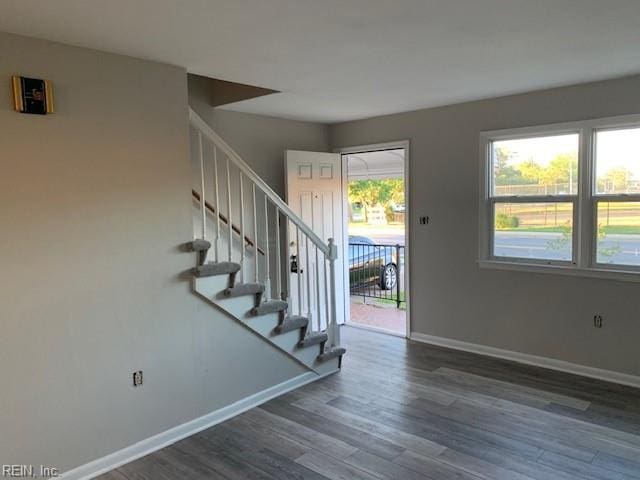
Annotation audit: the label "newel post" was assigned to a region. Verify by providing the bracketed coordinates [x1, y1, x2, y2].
[327, 238, 340, 348]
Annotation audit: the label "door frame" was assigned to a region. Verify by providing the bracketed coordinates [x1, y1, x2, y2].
[334, 140, 411, 338]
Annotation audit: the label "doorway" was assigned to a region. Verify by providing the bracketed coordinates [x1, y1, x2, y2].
[339, 142, 410, 337]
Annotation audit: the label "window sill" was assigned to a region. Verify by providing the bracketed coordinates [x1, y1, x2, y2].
[478, 260, 640, 283]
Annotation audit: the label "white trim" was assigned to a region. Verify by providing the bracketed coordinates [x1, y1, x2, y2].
[334, 140, 411, 339]
[409, 332, 640, 389]
[340, 154, 350, 326]
[59, 370, 335, 480]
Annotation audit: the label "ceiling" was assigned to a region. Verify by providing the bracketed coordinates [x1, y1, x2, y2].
[347, 149, 405, 180]
[1, 1, 639, 123]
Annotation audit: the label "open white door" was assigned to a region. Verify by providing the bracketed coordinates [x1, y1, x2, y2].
[285, 150, 346, 329]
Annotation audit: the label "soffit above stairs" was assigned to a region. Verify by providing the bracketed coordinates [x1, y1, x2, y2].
[188, 74, 278, 108]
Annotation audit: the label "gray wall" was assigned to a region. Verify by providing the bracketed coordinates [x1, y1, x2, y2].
[330, 75, 640, 377]
[0, 32, 308, 472]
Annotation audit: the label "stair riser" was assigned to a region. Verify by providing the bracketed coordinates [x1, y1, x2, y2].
[194, 275, 229, 298]
[294, 341, 323, 366]
[260, 326, 321, 367]
[313, 357, 341, 376]
[195, 276, 255, 320]
[245, 313, 281, 337]
[214, 295, 257, 321]
[262, 328, 301, 354]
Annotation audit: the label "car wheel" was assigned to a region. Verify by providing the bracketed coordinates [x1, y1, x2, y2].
[379, 263, 397, 290]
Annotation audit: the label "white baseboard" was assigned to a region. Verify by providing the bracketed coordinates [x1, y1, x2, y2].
[410, 332, 640, 389]
[61, 370, 336, 480]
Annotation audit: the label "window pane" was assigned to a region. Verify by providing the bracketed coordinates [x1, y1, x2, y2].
[493, 202, 573, 261]
[492, 134, 579, 196]
[595, 127, 640, 195]
[596, 202, 640, 266]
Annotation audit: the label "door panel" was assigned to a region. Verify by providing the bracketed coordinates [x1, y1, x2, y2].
[286, 151, 345, 329]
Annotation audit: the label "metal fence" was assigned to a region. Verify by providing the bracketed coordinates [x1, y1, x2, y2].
[348, 242, 405, 308]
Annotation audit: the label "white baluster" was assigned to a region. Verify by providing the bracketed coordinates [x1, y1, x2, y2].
[226, 156, 232, 262]
[323, 252, 329, 332]
[305, 236, 311, 325]
[197, 131, 206, 240]
[213, 146, 220, 261]
[252, 183, 258, 283]
[264, 196, 270, 299]
[327, 238, 339, 348]
[315, 243, 321, 332]
[239, 171, 245, 283]
[275, 207, 281, 300]
[296, 226, 302, 317]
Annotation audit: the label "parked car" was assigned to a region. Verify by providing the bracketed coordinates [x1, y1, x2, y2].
[348, 235, 398, 290]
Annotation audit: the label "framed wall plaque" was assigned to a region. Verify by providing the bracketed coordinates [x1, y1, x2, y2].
[12, 76, 54, 115]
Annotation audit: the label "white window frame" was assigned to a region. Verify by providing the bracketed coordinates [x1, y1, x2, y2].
[479, 113, 640, 283]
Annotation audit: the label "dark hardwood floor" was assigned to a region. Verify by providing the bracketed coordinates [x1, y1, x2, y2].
[99, 326, 640, 480]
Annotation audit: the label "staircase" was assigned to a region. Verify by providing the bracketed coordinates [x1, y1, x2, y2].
[185, 108, 345, 376]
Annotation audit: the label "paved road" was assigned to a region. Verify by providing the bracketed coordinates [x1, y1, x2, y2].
[349, 227, 640, 265]
[495, 231, 640, 265]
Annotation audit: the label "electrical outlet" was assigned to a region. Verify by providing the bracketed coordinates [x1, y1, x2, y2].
[132, 370, 143, 387]
[593, 315, 603, 328]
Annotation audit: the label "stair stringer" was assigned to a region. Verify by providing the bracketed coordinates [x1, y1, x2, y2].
[192, 275, 340, 376]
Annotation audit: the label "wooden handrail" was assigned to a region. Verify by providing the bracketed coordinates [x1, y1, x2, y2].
[192, 189, 265, 256]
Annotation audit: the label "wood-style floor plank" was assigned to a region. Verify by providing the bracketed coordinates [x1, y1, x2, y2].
[98, 326, 640, 480]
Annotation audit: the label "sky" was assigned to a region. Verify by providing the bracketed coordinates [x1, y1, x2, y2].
[596, 127, 640, 178]
[493, 127, 640, 178]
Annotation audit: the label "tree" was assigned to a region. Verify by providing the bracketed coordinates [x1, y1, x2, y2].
[517, 159, 544, 184]
[494, 147, 526, 186]
[602, 167, 632, 192]
[348, 179, 404, 209]
[541, 153, 578, 192]
[515, 153, 578, 193]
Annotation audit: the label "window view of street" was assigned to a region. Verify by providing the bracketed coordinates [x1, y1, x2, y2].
[494, 202, 573, 261]
[596, 202, 640, 265]
[492, 134, 577, 262]
[491, 128, 640, 266]
[594, 128, 640, 266]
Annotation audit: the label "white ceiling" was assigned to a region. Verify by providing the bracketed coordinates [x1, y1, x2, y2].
[347, 149, 405, 180]
[1, 1, 640, 123]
